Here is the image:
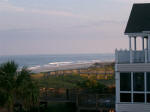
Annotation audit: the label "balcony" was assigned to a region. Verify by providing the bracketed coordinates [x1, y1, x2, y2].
[115, 49, 149, 64]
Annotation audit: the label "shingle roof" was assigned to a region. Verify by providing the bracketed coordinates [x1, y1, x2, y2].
[125, 3, 150, 34]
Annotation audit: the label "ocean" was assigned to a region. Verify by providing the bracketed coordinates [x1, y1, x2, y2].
[0, 54, 114, 70]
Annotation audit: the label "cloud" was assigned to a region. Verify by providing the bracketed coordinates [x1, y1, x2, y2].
[0, 0, 8, 2]
[0, 1, 81, 18]
[71, 20, 125, 29]
[114, 0, 150, 3]
[132, 0, 150, 2]
[0, 2, 25, 12]
[107, 0, 150, 4]
[30, 9, 79, 18]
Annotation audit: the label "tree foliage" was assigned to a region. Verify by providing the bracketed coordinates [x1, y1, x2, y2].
[0, 61, 39, 112]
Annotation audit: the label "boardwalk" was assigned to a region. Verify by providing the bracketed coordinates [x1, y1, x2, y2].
[45, 69, 114, 80]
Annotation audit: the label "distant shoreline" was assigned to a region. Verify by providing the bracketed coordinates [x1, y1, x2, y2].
[29, 62, 93, 73]
[0, 54, 114, 73]
[29, 61, 114, 73]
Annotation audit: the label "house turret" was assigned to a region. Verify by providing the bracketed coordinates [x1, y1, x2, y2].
[115, 3, 150, 112]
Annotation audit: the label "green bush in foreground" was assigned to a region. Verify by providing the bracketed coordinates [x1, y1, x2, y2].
[0, 61, 40, 112]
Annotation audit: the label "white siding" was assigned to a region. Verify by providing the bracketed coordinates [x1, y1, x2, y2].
[116, 63, 150, 72]
[116, 104, 150, 112]
[116, 72, 120, 103]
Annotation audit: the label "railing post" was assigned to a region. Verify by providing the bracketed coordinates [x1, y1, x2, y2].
[96, 94, 98, 110]
[130, 49, 133, 63]
[76, 94, 80, 112]
[66, 89, 69, 100]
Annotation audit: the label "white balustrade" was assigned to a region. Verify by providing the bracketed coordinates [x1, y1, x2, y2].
[115, 49, 130, 63]
[115, 49, 149, 64]
[133, 50, 145, 63]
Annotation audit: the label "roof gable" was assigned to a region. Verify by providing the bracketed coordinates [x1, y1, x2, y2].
[125, 3, 150, 34]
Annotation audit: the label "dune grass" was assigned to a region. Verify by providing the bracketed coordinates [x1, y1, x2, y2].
[31, 63, 115, 89]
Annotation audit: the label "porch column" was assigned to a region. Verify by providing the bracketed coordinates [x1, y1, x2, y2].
[148, 35, 150, 50]
[134, 36, 137, 51]
[129, 36, 133, 63]
[145, 37, 148, 63]
[146, 37, 148, 50]
[147, 35, 150, 62]
[129, 36, 132, 50]
[142, 37, 144, 50]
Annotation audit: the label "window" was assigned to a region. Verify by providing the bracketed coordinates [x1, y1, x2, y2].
[120, 72, 131, 103]
[120, 73, 131, 91]
[133, 72, 144, 91]
[120, 93, 131, 102]
[133, 93, 144, 102]
[119, 72, 147, 103]
[147, 94, 150, 103]
[147, 73, 150, 91]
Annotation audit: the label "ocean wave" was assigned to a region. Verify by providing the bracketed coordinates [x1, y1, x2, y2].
[48, 61, 73, 66]
[28, 65, 41, 70]
[76, 60, 101, 64]
[91, 60, 101, 62]
[43, 64, 51, 67]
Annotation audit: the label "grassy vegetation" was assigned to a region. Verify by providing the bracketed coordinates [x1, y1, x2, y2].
[31, 62, 115, 92]
[32, 73, 115, 89]
[32, 74, 87, 89]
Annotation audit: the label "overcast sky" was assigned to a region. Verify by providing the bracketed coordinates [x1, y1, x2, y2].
[0, 0, 149, 55]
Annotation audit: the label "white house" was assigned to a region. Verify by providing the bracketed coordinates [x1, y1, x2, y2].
[115, 3, 150, 112]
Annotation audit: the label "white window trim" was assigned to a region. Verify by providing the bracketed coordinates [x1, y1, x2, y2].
[119, 72, 150, 104]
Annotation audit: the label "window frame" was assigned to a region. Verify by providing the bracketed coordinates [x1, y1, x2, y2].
[119, 72, 148, 103]
[133, 72, 144, 91]
[119, 72, 132, 103]
[147, 72, 150, 92]
[120, 72, 131, 91]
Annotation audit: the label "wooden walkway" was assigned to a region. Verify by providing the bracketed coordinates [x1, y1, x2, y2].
[44, 69, 114, 80]
[47, 70, 114, 75]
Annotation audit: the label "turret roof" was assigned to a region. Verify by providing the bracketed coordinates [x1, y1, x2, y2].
[125, 3, 150, 34]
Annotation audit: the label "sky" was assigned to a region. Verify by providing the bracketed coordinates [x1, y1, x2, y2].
[0, 0, 149, 55]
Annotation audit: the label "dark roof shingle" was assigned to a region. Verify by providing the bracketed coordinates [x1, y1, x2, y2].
[125, 3, 150, 33]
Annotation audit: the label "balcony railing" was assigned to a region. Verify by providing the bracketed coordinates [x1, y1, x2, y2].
[115, 49, 149, 64]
